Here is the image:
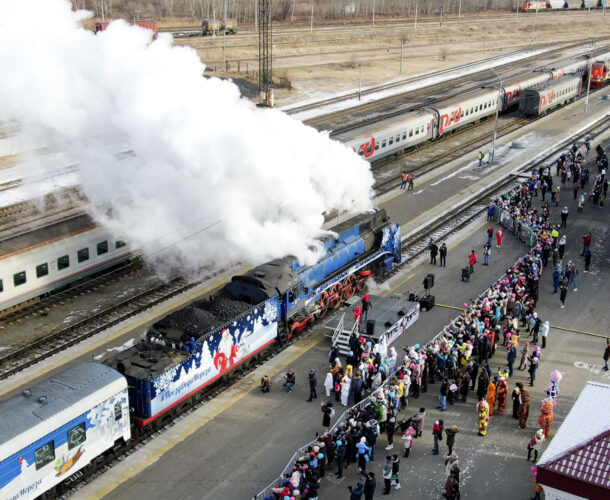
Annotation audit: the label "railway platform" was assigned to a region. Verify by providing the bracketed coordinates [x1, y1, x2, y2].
[68, 103, 610, 499]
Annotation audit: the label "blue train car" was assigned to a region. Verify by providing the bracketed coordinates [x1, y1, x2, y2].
[105, 209, 401, 427]
[0, 363, 130, 499]
[110, 297, 279, 426]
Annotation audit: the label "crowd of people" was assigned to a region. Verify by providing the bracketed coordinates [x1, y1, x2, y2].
[260, 141, 605, 500]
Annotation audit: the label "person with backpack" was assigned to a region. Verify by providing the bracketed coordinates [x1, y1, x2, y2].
[483, 242, 492, 266]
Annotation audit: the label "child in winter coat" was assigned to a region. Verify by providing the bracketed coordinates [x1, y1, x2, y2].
[402, 427, 414, 457]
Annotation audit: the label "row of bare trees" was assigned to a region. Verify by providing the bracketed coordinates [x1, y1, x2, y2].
[71, 1, 526, 22]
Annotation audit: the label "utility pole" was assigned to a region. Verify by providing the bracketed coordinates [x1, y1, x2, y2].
[258, 0, 273, 106]
[372, 0, 376, 26]
[400, 39, 404, 74]
[101, 0, 105, 22]
[532, 6, 538, 43]
[488, 67, 503, 165]
[310, 2, 313, 34]
[440, 7, 443, 26]
[585, 56, 593, 112]
[458, 0, 462, 23]
[358, 64, 362, 101]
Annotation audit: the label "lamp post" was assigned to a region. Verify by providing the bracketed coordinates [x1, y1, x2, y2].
[488, 67, 503, 166]
[585, 55, 593, 113]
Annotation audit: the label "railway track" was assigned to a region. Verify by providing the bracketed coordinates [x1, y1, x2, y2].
[371, 85, 609, 195]
[57, 113, 610, 500]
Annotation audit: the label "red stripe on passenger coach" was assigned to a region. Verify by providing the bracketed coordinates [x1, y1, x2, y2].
[134, 338, 277, 428]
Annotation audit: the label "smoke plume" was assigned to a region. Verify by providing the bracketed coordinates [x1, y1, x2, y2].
[0, 0, 374, 276]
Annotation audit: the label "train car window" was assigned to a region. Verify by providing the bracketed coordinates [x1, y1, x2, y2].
[402, 133, 406, 140]
[389, 137, 393, 145]
[58, 255, 70, 270]
[426, 124, 430, 131]
[78, 248, 90, 262]
[97, 241, 109, 255]
[35, 441, 55, 470]
[396, 135, 400, 143]
[114, 402, 122, 421]
[381, 140, 386, 148]
[67, 423, 86, 450]
[0, 279, 3, 292]
[375, 143, 379, 151]
[460, 111, 464, 118]
[115, 240, 126, 249]
[409, 130, 413, 137]
[13, 271, 26, 287]
[36, 263, 49, 278]
[366, 143, 372, 154]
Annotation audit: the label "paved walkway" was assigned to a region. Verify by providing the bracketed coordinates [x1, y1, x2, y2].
[72, 106, 610, 499]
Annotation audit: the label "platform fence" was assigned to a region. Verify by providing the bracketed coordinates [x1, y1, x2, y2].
[491, 204, 537, 246]
[254, 206, 539, 499]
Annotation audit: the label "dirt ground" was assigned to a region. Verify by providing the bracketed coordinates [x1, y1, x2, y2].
[167, 10, 610, 106]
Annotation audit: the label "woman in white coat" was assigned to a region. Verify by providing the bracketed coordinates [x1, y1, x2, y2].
[324, 372, 334, 397]
[341, 376, 351, 406]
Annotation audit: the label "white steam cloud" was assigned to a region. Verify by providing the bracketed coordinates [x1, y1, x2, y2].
[0, 0, 373, 275]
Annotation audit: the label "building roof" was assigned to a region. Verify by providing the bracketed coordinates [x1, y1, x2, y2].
[537, 381, 610, 498]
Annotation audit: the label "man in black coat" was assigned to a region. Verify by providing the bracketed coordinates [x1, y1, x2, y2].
[306, 369, 318, 401]
[361, 471, 377, 500]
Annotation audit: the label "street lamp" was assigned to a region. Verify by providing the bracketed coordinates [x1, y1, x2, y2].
[488, 67, 503, 165]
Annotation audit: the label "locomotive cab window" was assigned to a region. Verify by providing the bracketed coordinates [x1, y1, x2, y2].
[36, 263, 49, 278]
[97, 241, 108, 255]
[35, 441, 55, 470]
[58, 255, 70, 270]
[78, 248, 89, 263]
[114, 402, 122, 421]
[13, 271, 26, 287]
[67, 423, 86, 450]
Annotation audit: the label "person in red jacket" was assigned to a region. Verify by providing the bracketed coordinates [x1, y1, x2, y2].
[468, 250, 477, 274]
[581, 232, 592, 257]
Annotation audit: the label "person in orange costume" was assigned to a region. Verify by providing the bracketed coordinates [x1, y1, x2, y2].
[496, 376, 508, 412]
[537, 397, 555, 439]
[486, 379, 497, 416]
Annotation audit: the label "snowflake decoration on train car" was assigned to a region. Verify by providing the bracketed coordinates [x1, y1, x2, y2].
[262, 300, 278, 324]
[153, 365, 180, 393]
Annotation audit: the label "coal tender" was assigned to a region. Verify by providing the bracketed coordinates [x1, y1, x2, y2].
[105, 209, 401, 427]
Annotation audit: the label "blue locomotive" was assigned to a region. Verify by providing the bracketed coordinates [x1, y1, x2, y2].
[0, 210, 401, 499]
[105, 208, 401, 426]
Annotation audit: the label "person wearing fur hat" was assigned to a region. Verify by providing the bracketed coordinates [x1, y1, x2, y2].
[527, 429, 545, 461]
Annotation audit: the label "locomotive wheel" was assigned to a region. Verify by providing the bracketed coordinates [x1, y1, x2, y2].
[329, 293, 341, 309]
[342, 274, 356, 298]
[331, 282, 342, 295]
[315, 291, 329, 318]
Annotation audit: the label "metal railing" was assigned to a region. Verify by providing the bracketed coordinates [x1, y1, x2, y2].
[254, 205, 540, 499]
